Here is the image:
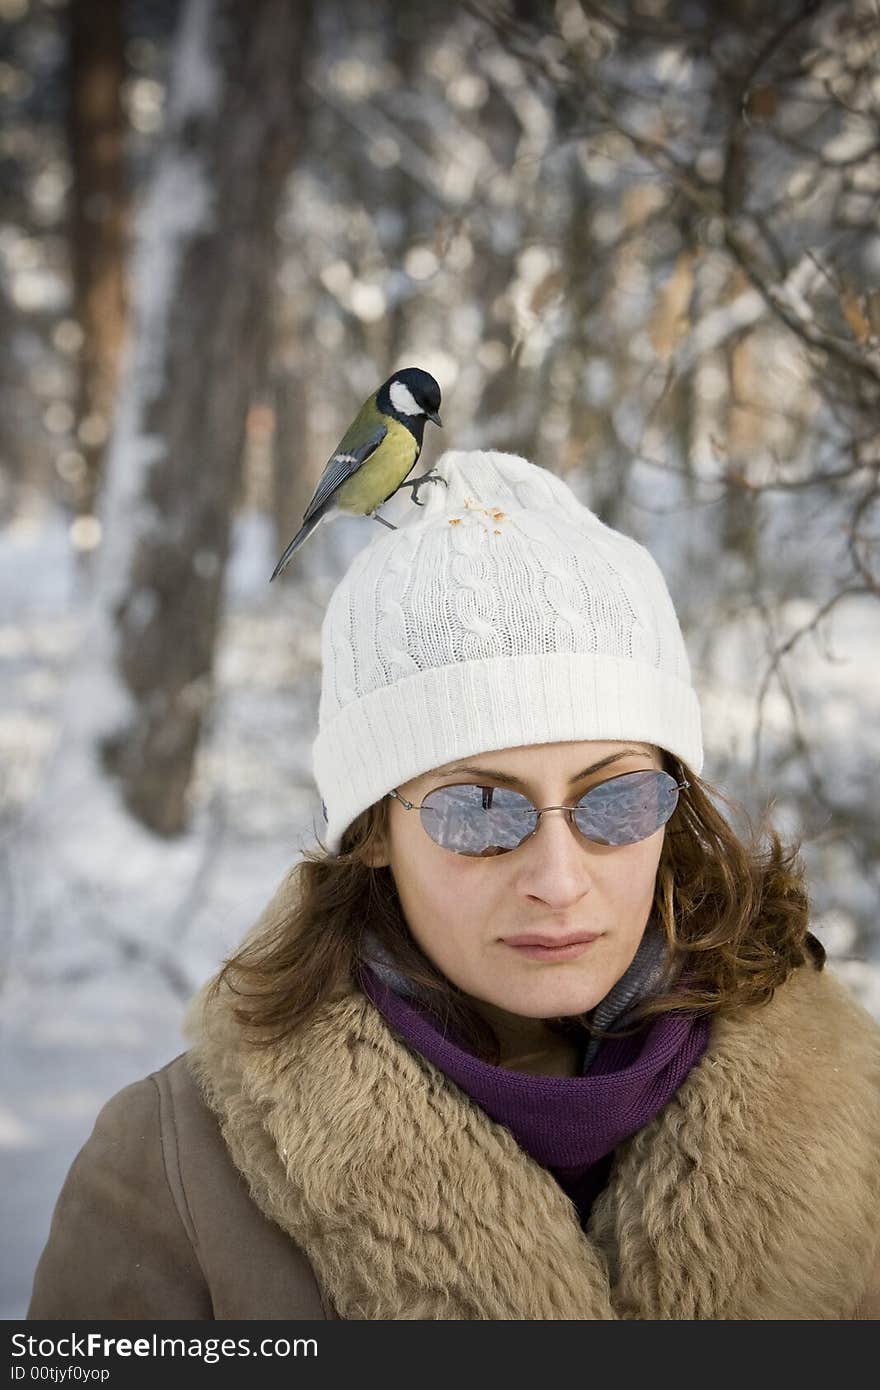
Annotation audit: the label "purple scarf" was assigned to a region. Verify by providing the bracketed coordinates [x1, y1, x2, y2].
[358, 962, 711, 1225]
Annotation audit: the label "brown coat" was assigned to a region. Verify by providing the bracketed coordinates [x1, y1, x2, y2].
[29, 961, 880, 1320]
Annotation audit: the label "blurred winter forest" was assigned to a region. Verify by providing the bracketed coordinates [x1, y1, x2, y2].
[1, 0, 879, 1317]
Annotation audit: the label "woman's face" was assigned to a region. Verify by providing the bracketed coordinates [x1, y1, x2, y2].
[369, 739, 667, 1021]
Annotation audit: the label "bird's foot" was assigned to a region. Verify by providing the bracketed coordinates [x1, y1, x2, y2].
[395, 470, 449, 507]
[370, 510, 398, 531]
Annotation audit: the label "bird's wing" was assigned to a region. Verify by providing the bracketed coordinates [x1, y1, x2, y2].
[302, 421, 388, 523]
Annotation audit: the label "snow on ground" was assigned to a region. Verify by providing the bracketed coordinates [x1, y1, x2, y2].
[1, 498, 878, 1319]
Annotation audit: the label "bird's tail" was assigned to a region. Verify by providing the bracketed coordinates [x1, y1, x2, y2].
[270, 513, 324, 582]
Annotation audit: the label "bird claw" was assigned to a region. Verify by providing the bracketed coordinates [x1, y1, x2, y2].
[398, 470, 449, 507]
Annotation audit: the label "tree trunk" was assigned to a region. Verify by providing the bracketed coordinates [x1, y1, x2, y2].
[67, 0, 128, 523]
[101, 0, 311, 835]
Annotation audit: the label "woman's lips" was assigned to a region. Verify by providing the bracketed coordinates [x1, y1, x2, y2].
[502, 936, 600, 962]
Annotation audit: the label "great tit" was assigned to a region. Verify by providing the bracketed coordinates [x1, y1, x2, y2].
[270, 366, 444, 581]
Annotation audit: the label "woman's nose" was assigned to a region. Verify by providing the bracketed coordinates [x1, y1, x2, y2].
[516, 807, 594, 900]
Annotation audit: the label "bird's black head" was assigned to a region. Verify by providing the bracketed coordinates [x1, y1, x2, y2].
[378, 367, 443, 430]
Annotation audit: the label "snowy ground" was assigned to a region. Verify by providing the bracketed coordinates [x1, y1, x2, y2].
[1, 499, 878, 1320]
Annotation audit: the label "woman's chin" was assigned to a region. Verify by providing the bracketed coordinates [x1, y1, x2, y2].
[478, 971, 610, 1021]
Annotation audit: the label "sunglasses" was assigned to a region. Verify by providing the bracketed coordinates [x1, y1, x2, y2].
[387, 769, 688, 858]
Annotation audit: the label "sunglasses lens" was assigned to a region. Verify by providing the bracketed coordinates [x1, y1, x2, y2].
[573, 770, 680, 846]
[419, 771, 681, 855]
[419, 784, 535, 857]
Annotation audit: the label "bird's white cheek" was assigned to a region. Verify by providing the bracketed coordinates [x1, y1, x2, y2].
[390, 381, 422, 416]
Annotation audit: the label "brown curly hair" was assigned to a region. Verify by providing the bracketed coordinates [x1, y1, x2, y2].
[209, 747, 824, 1063]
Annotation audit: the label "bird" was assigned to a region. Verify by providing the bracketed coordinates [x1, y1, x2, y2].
[270, 366, 445, 581]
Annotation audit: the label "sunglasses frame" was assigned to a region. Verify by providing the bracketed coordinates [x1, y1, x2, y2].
[387, 769, 690, 856]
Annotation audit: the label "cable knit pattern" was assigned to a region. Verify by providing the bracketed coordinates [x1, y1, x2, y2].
[313, 450, 703, 853]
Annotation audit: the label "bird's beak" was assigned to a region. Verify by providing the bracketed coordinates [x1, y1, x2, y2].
[427, 411, 442, 427]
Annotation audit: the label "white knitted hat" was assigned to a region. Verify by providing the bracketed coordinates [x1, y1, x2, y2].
[312, 449, 702, 855]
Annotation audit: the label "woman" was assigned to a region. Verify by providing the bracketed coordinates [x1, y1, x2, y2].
[29, 449, 880, 1320]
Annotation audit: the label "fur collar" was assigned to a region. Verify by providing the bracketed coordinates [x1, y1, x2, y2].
[184, 964, 880, 1319]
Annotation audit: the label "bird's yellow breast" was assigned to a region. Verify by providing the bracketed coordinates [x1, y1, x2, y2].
[334, 419, 420, 515]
